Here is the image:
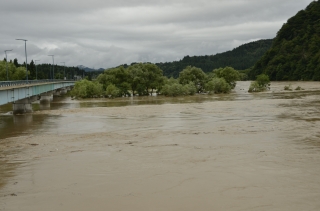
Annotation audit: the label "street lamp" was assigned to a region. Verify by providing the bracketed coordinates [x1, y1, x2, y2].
[4, 49, 13, 81]
[48, 55, 54, 80]
[16, 39, 28, 82]
[60, 62, 65, 80]
[34, 60, 40, 80]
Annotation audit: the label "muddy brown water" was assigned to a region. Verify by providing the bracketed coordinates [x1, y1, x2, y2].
[0, 81, 320, 211]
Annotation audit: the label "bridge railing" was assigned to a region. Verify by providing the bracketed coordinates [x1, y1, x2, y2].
[0, 80, 74, 88]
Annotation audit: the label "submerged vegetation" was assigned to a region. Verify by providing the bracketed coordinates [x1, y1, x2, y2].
[248, 74, 270, 92]
[70, 79, 103, 98]
[71, 64, 241, 98]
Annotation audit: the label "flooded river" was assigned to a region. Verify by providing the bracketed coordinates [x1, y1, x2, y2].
[0, 81, 320, 211]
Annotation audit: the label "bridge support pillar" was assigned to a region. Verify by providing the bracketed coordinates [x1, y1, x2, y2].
[13, 96, 38, 115]
[40, 92, 53, 104]
[60, 88, 67, 95]
[53, 90, 61, 97]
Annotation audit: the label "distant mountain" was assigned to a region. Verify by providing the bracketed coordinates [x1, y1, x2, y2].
[156, 39, 273, 78]
[77, 65, 105, 72]
[249, 1, 320, 81]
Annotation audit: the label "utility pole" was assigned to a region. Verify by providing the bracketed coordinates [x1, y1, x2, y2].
[4, 49, 13, 81]
[34, 60, 40, 80]
[48, 55, 54, 80]
[60, 62, 65, 80]
[16, 39, 28, 82]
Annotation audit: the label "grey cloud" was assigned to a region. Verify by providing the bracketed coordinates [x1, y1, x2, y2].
[0, 0, 314, 69]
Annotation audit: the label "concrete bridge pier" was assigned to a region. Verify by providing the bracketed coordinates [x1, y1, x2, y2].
[53, 90, 61, 97]
[40, 92, 53, 104]
[60, 88, 67, 95]
[13, 96, 38, 115]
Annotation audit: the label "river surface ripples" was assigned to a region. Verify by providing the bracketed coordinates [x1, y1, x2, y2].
[0, 81, 320, 211]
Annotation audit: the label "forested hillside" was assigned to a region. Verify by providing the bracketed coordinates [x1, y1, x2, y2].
[156, 39, 273, 78]
[249, 1, 320, 81]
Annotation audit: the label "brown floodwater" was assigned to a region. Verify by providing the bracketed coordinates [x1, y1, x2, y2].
[0, 81, 320, 211]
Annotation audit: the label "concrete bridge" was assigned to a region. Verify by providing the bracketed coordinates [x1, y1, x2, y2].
[0, 80, 75, 114]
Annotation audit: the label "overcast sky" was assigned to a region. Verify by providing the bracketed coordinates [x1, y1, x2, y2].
[0, 0, 314, 69]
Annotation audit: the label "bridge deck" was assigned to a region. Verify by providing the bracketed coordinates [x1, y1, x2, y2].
[0, 81, 75, 106]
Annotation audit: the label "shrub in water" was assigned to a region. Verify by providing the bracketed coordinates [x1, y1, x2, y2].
[71, 79, 103, 98]
[295, 86, 304, 90]
[284, 84, 292, 91]
[248, 74, 270, 92]
[205, 78, 231, 94]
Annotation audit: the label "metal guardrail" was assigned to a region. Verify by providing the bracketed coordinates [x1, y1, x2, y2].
[0, 80, 75, 88]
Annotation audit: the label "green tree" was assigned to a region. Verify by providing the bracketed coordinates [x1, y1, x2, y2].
[127, 64, 145, 96]
[105, 84, 120, 98]
[248, 74, 270, 92]
[142, 63, 164, 95]
[13, 58, 19, 67]
[161, 77, 197, 96]
[179, 66, 207, 92]
[71, 79, 103, 98]
[205, 78, 231, 94]
[213, 66, 240, 89]
[249, 1, 320, 81]
[29, 60, 36, 80]
[0, 60, 27, 81]
[97, 66, 130, 96]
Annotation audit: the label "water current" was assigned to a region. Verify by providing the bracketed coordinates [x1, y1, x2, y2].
[0, 81, 320, 211]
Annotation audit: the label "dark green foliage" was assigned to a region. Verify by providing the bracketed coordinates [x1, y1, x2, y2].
[13, 59, 19, 67]
[179, 66, 207, 92]
[127, 63, 164, 95]
[213, 66, 240, 89]
[2, 59, 98, 81]
[32, 63, 84, 80]
[0, 60, 27, 81]
[105, 84, 121, 98]
[248, 74, 270, 92]
[97, 63, 165, 97]
[156, 39, 273, 78]
[97, 66, 131, 96]
[70, 79, 103, 98]
[161, 79, 197, 96]
[205, 78, 231, 94]
[250, 1, 320, 81]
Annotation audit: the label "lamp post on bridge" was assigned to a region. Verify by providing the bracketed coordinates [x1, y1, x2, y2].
[60, 62, 65, 80]
[48, 55, 54, 81]
[16, 39, 28, 82]
[4, 49, 13, 81]
[34, 60, 40, 80]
